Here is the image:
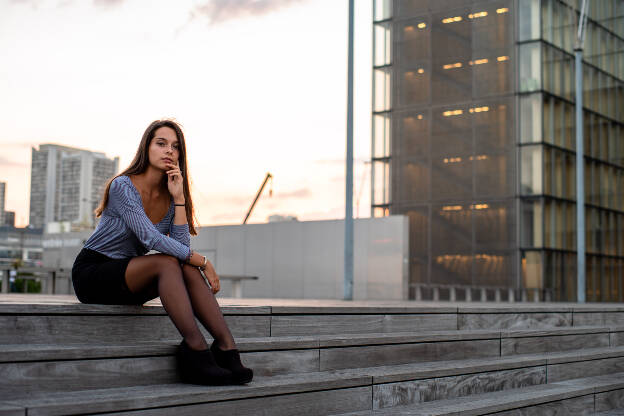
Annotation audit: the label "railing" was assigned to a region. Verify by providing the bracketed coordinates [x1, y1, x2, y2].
[410, 283, 555, 303]
[0, 266, 259, 298]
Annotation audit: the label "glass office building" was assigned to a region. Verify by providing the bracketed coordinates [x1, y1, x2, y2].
[372, 0, 624, 301]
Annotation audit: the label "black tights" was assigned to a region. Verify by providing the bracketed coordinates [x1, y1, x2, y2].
[124, 254, 235, 351]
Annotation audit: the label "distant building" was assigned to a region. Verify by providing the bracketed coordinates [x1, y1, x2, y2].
[29, 144, 119, 230]
[372, 0, 624, 301]
[268, 214, 299, 223]
[0, 182, 5, 226]
[0, 225, 43, 266]
[4, 212, 15, 227]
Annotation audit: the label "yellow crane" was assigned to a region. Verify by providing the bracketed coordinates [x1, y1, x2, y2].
[243, 172, 273, 224]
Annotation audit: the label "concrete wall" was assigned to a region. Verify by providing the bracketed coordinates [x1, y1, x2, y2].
[43, 216, 409, 300]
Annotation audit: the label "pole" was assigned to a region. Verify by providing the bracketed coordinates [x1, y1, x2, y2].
[344, 0, 355, 300]
[575, 0, 588, 303]
[575, 49, 585, 303]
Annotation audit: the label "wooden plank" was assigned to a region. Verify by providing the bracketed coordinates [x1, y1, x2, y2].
[501, 333, 610, 356]
[0, 403, 25, 416]
[319, 339, 500, 371]
[271, 314, 456, 336]
[0, 315, 270, 344]
[97, 386, 372, 416]
[0, 302, 270, 316]
[0, 356, 178, 399]
[5, 372, 371, 416]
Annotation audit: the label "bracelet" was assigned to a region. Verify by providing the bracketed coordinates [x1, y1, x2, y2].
[174, 203, 185, 207]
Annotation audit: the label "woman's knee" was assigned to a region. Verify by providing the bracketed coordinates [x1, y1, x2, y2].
[152, 254, 182, 275]
[181, 264, 204, 284]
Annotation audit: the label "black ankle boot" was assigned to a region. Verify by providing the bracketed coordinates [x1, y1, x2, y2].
[210, 341, 253, 384]
[177, 340, 234, 385]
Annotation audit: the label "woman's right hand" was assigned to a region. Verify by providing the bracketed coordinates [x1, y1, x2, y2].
[202, 261, 220, 294]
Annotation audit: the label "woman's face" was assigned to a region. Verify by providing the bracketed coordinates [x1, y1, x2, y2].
[148, 126, 180, 170]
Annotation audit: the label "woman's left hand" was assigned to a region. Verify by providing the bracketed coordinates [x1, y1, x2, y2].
[166, 162, 184, 202]
[202, 261, 221, 294]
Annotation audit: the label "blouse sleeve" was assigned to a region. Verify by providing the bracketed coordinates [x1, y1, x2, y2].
[169, 223, 191, 248]
[109, 178, 192, 261]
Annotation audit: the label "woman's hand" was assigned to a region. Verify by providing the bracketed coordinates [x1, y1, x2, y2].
[202, 261, 221, 294]
[166, 162, 184, 203]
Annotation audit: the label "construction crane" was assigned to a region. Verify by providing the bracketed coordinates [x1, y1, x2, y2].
[243, 172, 273, 224]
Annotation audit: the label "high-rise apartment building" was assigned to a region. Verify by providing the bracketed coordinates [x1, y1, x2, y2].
[0, 182, 5, 226]
[29, 144, 119, 230]
[372, 0, 624, 301]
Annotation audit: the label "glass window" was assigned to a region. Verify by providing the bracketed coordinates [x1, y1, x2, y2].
[400, 160, 429, 202]
[520, 93, 542, 143]
[372, 160, 390, 206]
[398, 18, 430, 66]
[564, 152, 576, 199]
[521, 199, 543, 247]
[475, 153, 513, 197]
[474, 100, 513, 152]
[522, 250, 543, 289]
[399, 111, 428, 158]
[374, 67, 392, 112]
[521, 145, 543, 195]
[519, 42, 541, 92]
[406, 208, 428, 264]
[565, 201, 576, 250]
[519, 0, 541, 41]
[373, 113, 391, 159]
[374, 22, 392, 67]
[431, 156, 472, 200]
[564, 101, 575, 150]
[399, 68, 430, 106]
[374, 0, 392, 21]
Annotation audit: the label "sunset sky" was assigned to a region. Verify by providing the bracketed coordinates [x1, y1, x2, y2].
[0, 0, 373, 227]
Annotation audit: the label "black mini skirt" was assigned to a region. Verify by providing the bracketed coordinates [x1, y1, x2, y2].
[72, 248, 156, 305]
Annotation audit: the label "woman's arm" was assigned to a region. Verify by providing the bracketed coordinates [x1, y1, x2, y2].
[164, 164, 220, 293]
[109, 178, 192, 261]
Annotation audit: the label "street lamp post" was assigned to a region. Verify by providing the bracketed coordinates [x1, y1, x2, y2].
[575, 0, 589, 303]
[344, 0, 355, 300]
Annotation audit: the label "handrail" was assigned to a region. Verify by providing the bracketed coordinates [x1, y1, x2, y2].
[409, 283, 554, 303]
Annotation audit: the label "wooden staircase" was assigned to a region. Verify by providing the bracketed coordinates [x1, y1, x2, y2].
[2, 295, 624, 415]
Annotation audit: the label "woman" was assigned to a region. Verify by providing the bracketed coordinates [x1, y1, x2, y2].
[72, 119, 252, 386]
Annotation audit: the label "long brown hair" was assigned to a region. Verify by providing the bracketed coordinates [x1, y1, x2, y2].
[95, 119, 198, 235]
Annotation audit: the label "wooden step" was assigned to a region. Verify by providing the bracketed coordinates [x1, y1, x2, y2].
[1, 325, 619, 396]
[334, 372, 624, 415]
[5, 346, 624, 413]
[3, 299, 624, 344]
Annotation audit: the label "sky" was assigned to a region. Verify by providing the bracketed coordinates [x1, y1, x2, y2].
[0, 0, 373, 227]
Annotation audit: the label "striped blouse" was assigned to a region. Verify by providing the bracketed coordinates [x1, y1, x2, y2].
[83, 175, 192, 261]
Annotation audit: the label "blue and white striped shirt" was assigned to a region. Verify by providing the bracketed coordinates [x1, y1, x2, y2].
[84, 175, 192, 261]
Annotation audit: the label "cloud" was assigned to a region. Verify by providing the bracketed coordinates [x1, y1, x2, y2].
[9, 0, 124, 9]
[0, 156, 28, 168]
[190, 0, 309, 25]
[8, 0, 43, 8]
[92, 0, 124, 8]
[218, 186, 312, 206]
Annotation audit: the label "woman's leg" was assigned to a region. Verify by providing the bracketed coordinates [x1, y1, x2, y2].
[125, 254, 208, 351]
[180, 264, 236, 350]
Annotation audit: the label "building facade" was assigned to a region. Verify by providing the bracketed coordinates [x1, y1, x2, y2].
[0, 182, 5, 226]
[372, 0, 624, 301]
[0, 226, 43, 266]
[29, 144, 119, 230]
